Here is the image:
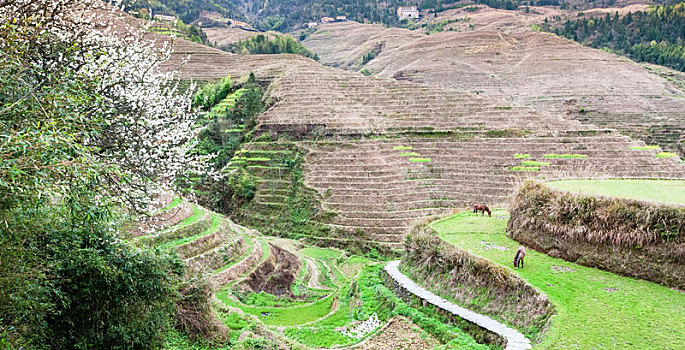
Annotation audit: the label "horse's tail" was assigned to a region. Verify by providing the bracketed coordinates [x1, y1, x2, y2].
[514, 250, 521, 267]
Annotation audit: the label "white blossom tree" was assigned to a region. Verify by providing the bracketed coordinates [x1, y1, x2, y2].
[0, 0, 209, 214]
[0, 0, 217, 347]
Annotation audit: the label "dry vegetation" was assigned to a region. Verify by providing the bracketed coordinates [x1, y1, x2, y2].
[104, 3, 685, 245]
[302, 6, 685, 156]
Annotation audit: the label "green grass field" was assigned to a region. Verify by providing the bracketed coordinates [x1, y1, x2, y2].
[431, 210, 685, 349]
[546, 179, 685, 206]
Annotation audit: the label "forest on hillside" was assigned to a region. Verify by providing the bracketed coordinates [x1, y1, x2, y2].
[550, 3, 685, 71]
[124, 0, 685, 31]
[222, 34, 319, 60]
[125, 0, 569, 31]
[121, 0, 247, 23]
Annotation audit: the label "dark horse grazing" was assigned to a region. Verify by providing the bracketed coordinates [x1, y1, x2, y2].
[473, 204, 491, 217]
[514, 246, 526, 268]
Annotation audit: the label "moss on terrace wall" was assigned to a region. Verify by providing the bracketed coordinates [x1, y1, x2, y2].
[402, 227, 554, 342]
[507, 180, 685, 289]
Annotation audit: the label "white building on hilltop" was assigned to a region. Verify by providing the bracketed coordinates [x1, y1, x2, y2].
[153, 14, 176, 23]
[397, 6, 419, 20]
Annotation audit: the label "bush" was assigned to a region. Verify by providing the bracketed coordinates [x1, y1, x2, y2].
[228, 168, 257, 202]
[193, 75, 232, 110]
[1, 189, 184, 349]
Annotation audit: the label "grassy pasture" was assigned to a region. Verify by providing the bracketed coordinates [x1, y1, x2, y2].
[546, 179, 685, 206]
[432, 210, 685, 350]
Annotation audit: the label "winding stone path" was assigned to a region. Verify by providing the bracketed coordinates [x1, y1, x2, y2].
[384, 260, 532, 350]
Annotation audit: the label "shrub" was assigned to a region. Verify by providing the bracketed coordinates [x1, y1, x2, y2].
[193, 75, 232, 110]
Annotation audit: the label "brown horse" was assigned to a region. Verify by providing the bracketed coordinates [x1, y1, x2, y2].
[514, 246, 526, 268]
[473, 204, 491, 217]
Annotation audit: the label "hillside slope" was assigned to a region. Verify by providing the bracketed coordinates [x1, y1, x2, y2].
[107, 5, 685, 243]
[303, 6, 685, 156]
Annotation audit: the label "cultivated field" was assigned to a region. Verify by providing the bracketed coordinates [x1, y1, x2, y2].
[546, 178, 685, 205]
[303, 6, 685, 156]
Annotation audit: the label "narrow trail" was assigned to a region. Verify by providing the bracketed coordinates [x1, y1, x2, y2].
[384, 260, 532, 350]
[305, 257, 329, 290]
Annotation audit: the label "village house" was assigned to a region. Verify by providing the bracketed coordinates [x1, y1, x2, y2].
[153, 14, 176, 23]
[335, 16, 347, 22]
[321, 16, 335, 23]
[230, 19, 251, 29]
[397, 6, 419, 20]
[307, 22, 318, 28]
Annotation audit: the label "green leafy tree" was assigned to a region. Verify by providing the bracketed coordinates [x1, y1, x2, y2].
[0, 0, 212, 347]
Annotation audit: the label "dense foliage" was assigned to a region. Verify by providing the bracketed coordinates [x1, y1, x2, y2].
[223, 34, 319, 60]
[550, 3, 685, 71]
[193, 75, 233, 110]
[0, 0, 211, 348]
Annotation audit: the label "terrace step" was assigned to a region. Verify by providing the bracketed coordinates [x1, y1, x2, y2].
[137, 206, 212, 246]
[211, 238, 267, 290]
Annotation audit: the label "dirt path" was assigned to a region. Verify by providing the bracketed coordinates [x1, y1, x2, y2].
[305, 257, 330, 290]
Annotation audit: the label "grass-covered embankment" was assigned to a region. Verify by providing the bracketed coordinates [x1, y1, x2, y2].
[432, 210, 685, 349]
[508, 180, 684, 289]
[402, 228, 554, 343]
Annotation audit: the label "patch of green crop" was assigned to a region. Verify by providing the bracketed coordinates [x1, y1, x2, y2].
[216, 289, 336, 326]
[400, 152, 420, 156]
[631, 145, 660, 150]
[520, 160, 550, 166]
[393, 146, 413, 150]
[409, 157, 431, 163]
[431, 210, 685, 350]
[510, 166, 539, 171]
[284, 327, 352, 348]
[514, 153, 530, 159]
[546, 179, 685, 206]
[235, 291, 314, 308]
[301, 247, 343, 260]
[543, 154, 588, 159]
[655, 152, 678, 158]
[245, 157, 271, 162]
[157, 197, 182, 213]
[157, 214, 221, 250]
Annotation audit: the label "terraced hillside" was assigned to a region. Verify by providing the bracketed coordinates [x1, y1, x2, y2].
[130, 195, 494, 349]
[104, 4, 685, 245]
[303, 6, 685, 156]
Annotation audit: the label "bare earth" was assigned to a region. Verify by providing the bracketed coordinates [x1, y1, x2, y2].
[346, 316, 439, 350]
